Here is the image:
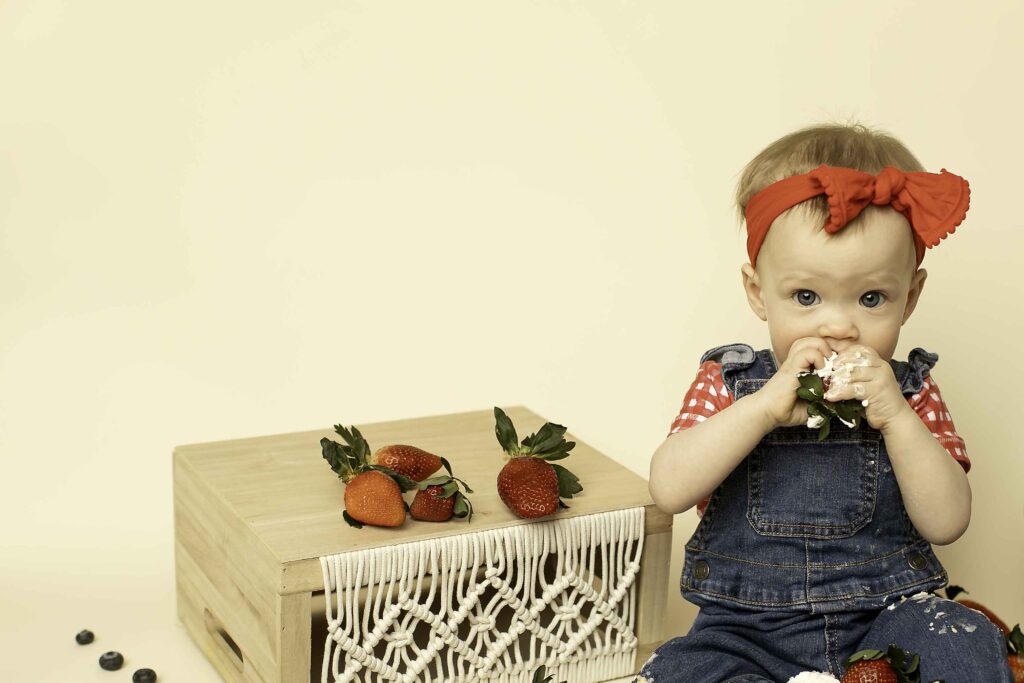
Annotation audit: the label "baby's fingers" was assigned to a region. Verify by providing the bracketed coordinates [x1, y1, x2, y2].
[825, 380, 868, 402]
[788, 337, 835, 373]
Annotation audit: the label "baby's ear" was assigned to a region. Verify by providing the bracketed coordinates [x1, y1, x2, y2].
[741, 263, 767, 321]
[901, 268, 928, 324]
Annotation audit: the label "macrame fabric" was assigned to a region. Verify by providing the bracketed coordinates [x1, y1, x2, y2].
[319, 507, 645, 682]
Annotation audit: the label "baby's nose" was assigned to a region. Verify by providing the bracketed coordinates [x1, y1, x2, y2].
[824, 338, 854, 353]
[820, 324, 857, 349]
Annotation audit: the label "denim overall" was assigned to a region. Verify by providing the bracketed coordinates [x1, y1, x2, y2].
[636, 343, 1013, 683]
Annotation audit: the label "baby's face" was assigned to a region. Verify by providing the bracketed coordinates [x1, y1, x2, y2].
[742, 206, 926, 366]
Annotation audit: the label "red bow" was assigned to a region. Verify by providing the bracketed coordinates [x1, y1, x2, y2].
[745, 164, 971, 267]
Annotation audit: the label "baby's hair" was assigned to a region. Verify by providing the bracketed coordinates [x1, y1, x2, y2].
[734, 121, 925, 237]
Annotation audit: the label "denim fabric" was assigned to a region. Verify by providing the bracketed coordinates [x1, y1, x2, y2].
[636, 344, 1012, 682]
[634, 594, 1011, 682]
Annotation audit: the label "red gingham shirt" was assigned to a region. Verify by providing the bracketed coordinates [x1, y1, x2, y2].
[669, 359, 971, 518]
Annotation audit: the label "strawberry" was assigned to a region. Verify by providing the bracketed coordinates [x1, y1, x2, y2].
[321, 424, 418, 528]
[841, 645, 926, 683]
[842, 660, 897, 683]
[410, 462, 474, 523]
[493, 407, 582, 519]
[372, 444, 445, 482]
[941, 585, 1011, 636]
[343, 469, 406, 527]
[1007, 624, 1024, 683]
[498, 458, 560, 518]
[409, 485, 454, 522]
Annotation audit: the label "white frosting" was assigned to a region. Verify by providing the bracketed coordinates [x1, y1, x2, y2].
[787, 672, 839, 682]
[815, 350, 871, 399]
[813, 351, 840, 380]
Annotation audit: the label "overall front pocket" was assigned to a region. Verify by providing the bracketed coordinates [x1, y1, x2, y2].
[746, 430, 880, 538]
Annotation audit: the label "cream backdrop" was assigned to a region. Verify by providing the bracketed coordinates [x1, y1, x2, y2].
[1, 1, 1021, 681]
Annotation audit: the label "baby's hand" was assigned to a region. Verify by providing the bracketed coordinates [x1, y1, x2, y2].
[753, 337, 836, 430]
[819, 345, 909, 432]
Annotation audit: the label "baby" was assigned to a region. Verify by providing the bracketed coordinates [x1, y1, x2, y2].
[637, 123, 1012, 682]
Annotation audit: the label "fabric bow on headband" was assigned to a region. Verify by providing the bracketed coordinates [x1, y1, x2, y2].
[744, 164, 971, 268]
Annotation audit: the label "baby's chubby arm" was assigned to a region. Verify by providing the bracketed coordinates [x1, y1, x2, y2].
[649, 337, 835, 515]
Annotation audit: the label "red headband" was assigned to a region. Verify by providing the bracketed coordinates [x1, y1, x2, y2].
[744, 164, 971, 268]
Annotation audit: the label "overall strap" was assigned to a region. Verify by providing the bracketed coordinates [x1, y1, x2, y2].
[699, 342, 766, 396]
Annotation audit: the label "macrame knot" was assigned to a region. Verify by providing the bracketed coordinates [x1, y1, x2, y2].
[555, 604, 581, 621]
[385, 629, 413, 647]
[871, 166, 907, 206]
[469, 614, 495, 630]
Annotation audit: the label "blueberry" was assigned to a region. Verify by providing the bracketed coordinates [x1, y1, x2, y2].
[75, 629, 94, 645]
[132, 668, 158, 683]
[98, 651, 124, 671]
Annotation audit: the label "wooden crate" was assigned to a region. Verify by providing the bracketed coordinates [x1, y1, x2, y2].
[173, 406, 672, 682]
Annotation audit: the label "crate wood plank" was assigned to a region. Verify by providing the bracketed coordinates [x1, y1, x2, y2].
[174, 454, 283, 682]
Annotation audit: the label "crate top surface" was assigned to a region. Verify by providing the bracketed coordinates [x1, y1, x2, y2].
[173, 405, 653, 564]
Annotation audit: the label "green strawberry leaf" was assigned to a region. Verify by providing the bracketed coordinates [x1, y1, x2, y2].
[421, 475, 452, 486]
[797, 387, 820, 402]
[798, 373, 825, 395]
[494, 407, 519, 454]
[351, 426, 371, 465]
[887, 644, 906, 670]
[845, 649, 884, 667]
[321, 438, 347, 478]
[369, 465, 419, 492]
[453, 493, 472, 522]
[817, 417, 831, 441]
[333, 424, 371, 468]
[342, 509, 363, 529]
[529, 422, 570, 454]
[440, 456, 453, 477]
[521, 422, 552, 451]
[329, 425, 362, 472]
[944, 585, 967, 601]
[551, 463, 583, 498]
[1008, 624, 1024, 655]
[539, 450, 572, 461]
[333, 423, 356, 446]
[834, 400, 862, 425]
[441, 481, 459, 497]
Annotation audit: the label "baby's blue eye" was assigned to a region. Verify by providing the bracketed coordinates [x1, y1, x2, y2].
[793, 290, 819, 306]
[860, 291, 885, 308]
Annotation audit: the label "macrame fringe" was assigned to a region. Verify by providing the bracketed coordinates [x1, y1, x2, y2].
[319, 507, 645, 683]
